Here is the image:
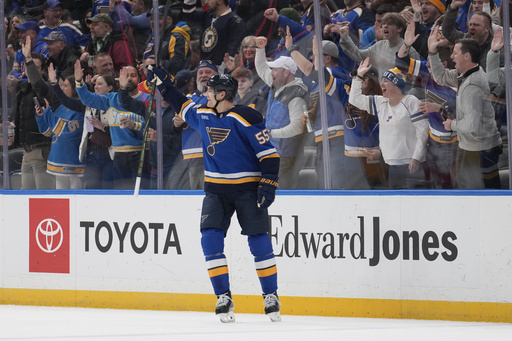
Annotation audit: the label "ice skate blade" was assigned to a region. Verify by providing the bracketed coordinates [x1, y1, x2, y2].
[267, 312, 281, 322]
[218, 311, 235, 323]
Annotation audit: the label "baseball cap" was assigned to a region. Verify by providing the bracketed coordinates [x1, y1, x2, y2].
[86, 13, 114, 26]
[45, 0, 62, 9]
[197, 60, 218, 73]
[42, 29, 65, 42]
[175, 70, 194, 92]
[15, 21, 40, 34]
[322, 40, 339, 59]
[267, 56, 298, 74]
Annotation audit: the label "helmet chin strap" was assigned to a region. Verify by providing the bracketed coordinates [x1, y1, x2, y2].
[210, 91, 227, 118]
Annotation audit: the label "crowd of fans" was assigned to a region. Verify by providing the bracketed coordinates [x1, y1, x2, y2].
[0, 0, 509, 190]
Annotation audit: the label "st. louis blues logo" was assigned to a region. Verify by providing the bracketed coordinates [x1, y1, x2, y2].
[202, 27, 218, 52]
[206, 127, 230, 156]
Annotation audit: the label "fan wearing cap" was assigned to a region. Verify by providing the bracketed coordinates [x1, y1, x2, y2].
[23, 36, 85, 189]
[38, 0, 89, 50]
[182, 0, 246, 69]
[143, 5, 190, 76]
[349, 58, 429, 189]
[408, 0, 445, 59]
[42, 29, 81, 81]
[81, 13, 135, 75]
[10, 53, 55, 190]
[286, 29, 372, 189]
[144, 65, 281, 322]
[255, 36, 310, 189]
[9, 21, 49, 82]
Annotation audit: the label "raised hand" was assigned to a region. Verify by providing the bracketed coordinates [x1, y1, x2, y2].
[323, 23, 335, 38]
[401, 8, 414, 25]
[223, 53, 239, 73]
[48, 63, 57, 83]
[285, 26, 293, 50]
[74, 59, 84, 82]
[329, 23, 349, 37]
[312, 34, 318, 57]
[21, 35, 32, 58]
[264, 8, 279, 22]
[410, 0, 422, 15]
[491, 27, 504, 52]
[147, 65, 174, 94]
[427, 25, 441, 54]
[118, 66, 128, 89]
[357, 57, 372, 78]
[255, 36, 267, 49]
[404, 20, 420, 47]
[450, 0, 467, 9]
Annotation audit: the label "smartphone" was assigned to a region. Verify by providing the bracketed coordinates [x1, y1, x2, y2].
[33, 97, 40, 108]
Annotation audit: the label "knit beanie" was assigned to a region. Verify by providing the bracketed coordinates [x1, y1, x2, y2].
[381, 68, 406, 93]
[428, 0, 446, 14]
[279, 7, 302, 24]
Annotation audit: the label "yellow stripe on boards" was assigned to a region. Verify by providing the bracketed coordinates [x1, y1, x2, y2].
[1, 288, 511, 323]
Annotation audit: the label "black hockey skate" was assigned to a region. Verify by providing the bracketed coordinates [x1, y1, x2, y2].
[263, 292, 281, 322]
[215, 291, 235, 323]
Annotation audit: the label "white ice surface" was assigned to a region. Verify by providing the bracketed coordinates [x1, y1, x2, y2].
[0, 305, 511, 341]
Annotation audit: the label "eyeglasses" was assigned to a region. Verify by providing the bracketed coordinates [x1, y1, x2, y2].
[242, 45, 257, 49]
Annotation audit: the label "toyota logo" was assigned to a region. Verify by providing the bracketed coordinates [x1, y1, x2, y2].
[36, 218, 64, 253]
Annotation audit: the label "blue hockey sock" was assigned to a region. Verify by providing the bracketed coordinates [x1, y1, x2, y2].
[248, 233, 278, 294]
[201, 229, 230, 295]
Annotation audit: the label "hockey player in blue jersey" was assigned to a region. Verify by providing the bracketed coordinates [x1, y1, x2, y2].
[147, 66, 281, 323]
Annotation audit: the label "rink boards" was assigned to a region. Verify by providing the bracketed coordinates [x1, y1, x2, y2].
[0, 190, 511, 323]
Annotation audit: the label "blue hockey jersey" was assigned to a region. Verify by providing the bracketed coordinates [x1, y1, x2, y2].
[76, 83, 148, 152]
[178, 101, 280, 194]
[36, 105, 84, 176]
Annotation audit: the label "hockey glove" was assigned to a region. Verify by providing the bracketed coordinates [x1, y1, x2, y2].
[257, 174, 279, 209]
[147, 64, 174, 94]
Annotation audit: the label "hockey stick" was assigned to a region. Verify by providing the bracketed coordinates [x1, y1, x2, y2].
[134, 0, 173, 196]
